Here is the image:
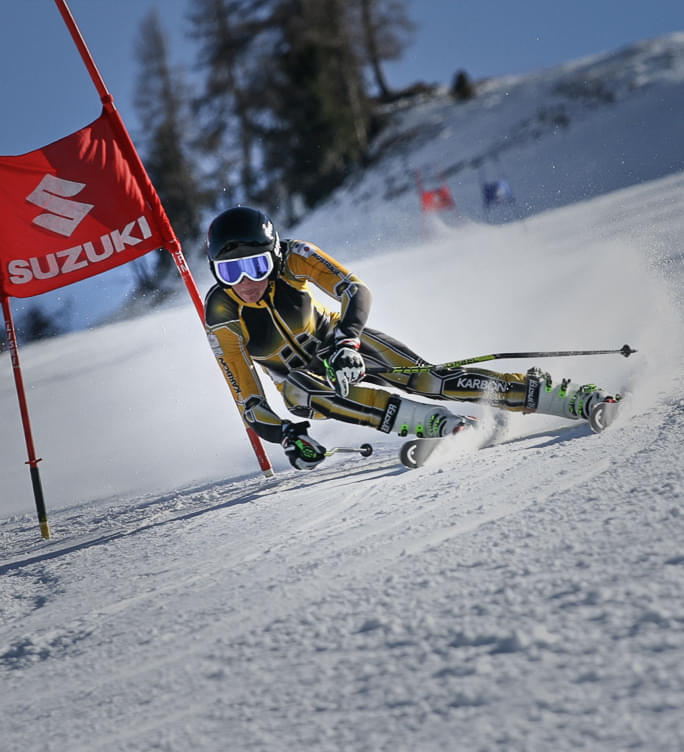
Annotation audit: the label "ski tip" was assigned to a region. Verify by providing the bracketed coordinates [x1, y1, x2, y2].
[399, 439, 440, 469]
[399, 440, 421, 469]
[588, 399, 620, 433]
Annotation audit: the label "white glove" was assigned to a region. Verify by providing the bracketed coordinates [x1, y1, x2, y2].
[325, 337, 365, 398]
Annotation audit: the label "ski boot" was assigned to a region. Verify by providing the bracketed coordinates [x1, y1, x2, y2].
[525, 368, 620, 433]
[379, 396, 476, 469]
[384, 396, 474, 438]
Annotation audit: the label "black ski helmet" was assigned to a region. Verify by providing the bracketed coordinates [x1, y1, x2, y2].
[207, 206, 281, 285]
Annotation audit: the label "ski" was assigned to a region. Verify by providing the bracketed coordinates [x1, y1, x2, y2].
[399, 437, 442, 469]
[399, 398, 622, 469]
[588, 397, 621, 433]
[399, 416, 480, 469]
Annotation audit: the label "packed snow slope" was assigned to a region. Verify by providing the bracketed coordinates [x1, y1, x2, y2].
[1, 170, 683, 752]
[2, 36, 684, 752]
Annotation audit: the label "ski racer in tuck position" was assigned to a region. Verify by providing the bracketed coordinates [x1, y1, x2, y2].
[204, 206, 619, 470]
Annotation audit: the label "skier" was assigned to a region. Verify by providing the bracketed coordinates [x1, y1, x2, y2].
[204, 206, 617, 469]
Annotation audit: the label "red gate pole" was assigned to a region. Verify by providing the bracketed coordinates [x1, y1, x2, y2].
[52, 0, 273, 476]
[1, 295, 51, 539]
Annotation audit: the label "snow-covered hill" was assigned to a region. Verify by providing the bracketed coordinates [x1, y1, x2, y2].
[295, 32, 684, 255]
[1, 35, 684, 752]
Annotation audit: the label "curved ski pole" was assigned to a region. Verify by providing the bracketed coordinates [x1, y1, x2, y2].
[325, 443, 373, 458]
[366, 344, 637, 375]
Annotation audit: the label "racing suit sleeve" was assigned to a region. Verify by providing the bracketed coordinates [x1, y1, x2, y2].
[205, 291, 284, 444]
[285, 241, 372, 341]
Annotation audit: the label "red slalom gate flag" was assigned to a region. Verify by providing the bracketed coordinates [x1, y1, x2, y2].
[0, 109, 170, 298]
[420, 184, 455, 212]
[1, 1, 271, 543]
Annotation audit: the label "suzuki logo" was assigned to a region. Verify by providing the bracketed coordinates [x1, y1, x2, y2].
[7, 216, 154, 285]
[26, 174, 94, 237]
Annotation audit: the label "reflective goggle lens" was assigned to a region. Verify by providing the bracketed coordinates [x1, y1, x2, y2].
[214, 253, 273, 285]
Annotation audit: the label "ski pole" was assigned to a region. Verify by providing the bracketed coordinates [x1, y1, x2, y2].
[325, 443, 373, 458]
[366, 344, 637, 375]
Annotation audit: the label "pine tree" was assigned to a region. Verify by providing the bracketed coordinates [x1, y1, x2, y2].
[133, 10, 208, 286]
[188, 0, 414, 218]
[355, 0, 415, 101]
[189, 0, 269, 207]
[256, 0, 372, 213]
[16, 302, 69, 344]
[190, 1, 353, 217]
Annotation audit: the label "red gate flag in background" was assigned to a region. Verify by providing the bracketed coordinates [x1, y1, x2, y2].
[420, 184, 455, 212]
[0, 108, 168, 298]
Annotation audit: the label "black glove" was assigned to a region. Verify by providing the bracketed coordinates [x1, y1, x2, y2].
[324, 336, 365, 398]
[281, 421, 327, 470]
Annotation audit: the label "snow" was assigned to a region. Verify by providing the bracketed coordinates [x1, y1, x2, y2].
[2, 34, 684, 752]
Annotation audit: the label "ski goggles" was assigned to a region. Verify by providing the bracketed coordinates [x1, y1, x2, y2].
[213, 252, 274, 286]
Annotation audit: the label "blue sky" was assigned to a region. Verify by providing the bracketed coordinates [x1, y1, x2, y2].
[1, 0, 683, 157]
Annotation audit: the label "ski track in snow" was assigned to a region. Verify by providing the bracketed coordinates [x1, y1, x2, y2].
[1, 377, 683, 751]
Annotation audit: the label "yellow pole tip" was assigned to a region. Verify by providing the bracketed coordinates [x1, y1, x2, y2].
[40, 521, 51, 539]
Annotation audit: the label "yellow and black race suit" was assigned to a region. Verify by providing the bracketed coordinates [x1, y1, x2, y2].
[205, 239, 530, 443]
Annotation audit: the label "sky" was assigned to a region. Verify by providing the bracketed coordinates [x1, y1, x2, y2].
[1, 0, 683, 157]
